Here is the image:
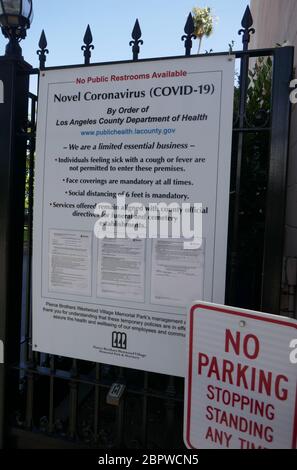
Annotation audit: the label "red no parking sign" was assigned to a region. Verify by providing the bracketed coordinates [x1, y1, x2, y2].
[184, 302, 297, 449]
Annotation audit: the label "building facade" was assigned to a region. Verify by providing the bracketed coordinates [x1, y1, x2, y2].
[251, 0, 297, 318]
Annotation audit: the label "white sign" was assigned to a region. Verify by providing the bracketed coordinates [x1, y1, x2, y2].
[184, 302, 297, 449]
[33, 56, 235, 376]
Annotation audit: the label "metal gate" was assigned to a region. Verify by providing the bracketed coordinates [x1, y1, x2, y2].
[0, 7, 294, 448]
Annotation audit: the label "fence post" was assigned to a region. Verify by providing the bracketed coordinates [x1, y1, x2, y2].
[261, 46, 294, 314]
[0, 56, 31, 448]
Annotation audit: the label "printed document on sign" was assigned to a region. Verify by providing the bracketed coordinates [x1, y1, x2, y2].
[150, 239, 205, 307]
[97, 238, 145, 302]
[48, 230, 92, 296]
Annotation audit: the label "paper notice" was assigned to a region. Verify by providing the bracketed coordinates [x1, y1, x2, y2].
[48, 230, 92, 296]
[97, 238, 145, 302]
[151, 239, 205, 307]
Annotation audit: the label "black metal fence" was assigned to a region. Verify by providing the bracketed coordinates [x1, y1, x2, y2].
[1, 7, 294, 448]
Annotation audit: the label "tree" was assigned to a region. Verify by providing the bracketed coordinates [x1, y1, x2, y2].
[192, 6, 215, 54]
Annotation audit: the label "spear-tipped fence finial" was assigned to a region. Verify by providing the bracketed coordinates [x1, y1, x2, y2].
[238, 5, 255, 51]
[129, 19, 143, 61]
[37, 30, 49, 70]
[82, 25, 94, 65]
[182, 13, 196, 56]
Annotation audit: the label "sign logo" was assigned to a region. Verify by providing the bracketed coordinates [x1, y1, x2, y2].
[112, 331, 127, 350]
[0, 80, 4, 104]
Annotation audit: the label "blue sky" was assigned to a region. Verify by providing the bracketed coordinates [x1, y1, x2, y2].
[0, 0, 249, 68]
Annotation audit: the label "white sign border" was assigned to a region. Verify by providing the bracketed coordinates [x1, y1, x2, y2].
[33, 55, 235, 376]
